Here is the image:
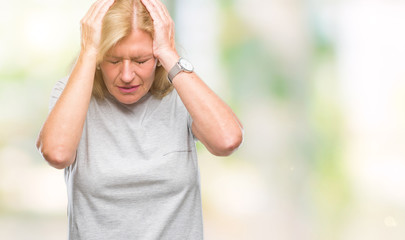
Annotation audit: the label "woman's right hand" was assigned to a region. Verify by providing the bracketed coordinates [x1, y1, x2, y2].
[37, 0, 115, 169]
[80, 0, 115, 55]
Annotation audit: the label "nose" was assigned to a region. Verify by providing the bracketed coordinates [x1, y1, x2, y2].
[120, 60, 135, 83]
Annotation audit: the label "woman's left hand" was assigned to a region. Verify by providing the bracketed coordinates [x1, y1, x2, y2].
[143, 0, 243, 157]
[141, 0, 178, 66]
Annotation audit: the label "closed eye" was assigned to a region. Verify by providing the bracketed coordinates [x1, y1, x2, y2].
[131, 57, 153, 65]
[133, 59, 148, 64]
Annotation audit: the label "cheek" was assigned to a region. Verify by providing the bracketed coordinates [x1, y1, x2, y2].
[147, 69, 157, 81]
[100, 66, 116, 84]
[139, 68, 157, 84]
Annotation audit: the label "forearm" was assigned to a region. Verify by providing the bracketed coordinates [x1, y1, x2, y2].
[174, 72, 243, 155]
[138, 0, 243, 156]
[37, 50, 97, 169]
[160, 53, 243, 156]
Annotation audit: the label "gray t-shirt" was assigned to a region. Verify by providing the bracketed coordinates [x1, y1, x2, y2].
[50, 77, 203, 240]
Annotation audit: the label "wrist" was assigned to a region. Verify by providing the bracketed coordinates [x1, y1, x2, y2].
[156, 50, 179, 72]
[80, 47, 98, 59]
[167, 57, 194, 84]
[77, 49, 98, 70]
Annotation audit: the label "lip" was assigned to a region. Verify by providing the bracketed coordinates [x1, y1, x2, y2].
[117, 85, 140, 93]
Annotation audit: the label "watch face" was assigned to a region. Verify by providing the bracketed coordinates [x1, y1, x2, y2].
[179, 58, 194, 72]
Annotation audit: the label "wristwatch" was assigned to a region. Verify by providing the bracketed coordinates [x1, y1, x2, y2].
[167, 58, 194, 83]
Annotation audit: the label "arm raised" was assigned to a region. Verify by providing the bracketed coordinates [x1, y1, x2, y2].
[141, 0, 243, 156]
[36, 0, 115, 168]
[173, 65, 244, 156]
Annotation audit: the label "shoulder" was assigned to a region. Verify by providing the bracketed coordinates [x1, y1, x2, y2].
[160, 88, 193, 129]
[161, 88, 181, 104]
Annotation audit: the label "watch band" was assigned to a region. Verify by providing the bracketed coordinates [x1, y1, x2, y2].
[168, 62, 182, 83]
[167, 57, 194, 83]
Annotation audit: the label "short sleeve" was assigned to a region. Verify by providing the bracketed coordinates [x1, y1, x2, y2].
[49, 76, 69, 112]
[170, 89, 198, 142]
[187, 111, 193, 130]
[181, 98, 197, 142]
[187, 111, 198, 142]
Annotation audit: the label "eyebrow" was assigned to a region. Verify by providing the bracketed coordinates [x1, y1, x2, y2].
[105, 54, 153, 60]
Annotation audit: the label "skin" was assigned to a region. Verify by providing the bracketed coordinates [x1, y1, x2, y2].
[140, 0, 243, 156]
[37, 0, 244, 169]
[100, 29, 157, 105]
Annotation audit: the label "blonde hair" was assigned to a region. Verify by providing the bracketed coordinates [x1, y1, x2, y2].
[93, 0, 173, 99]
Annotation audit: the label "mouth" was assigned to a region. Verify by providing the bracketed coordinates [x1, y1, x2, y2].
[117, 85, 140, 93]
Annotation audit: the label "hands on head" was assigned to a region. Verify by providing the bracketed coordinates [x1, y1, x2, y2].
[80, 0, 115, 56]
[140, 0, 177, 61]
[80, 0, 178, 66]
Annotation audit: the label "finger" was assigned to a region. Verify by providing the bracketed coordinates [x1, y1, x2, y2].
[93, 0, 115, 23]
[141, 0, 164, 23]
[150, 0, 175, 34]
[151, 0, 175, 40]
[83, 0, 106, 22]
[151, 0, 172, 20]
[142, 0, 175, 39]
[88, 0, 113, 23]
[81, 0, 99, 23]
[148, 0, 167, 19]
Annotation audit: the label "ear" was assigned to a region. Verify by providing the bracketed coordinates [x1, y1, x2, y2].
[157, 60, 162, 67]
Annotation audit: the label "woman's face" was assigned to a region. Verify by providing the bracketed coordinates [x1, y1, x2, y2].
[100, 29, 157, 105]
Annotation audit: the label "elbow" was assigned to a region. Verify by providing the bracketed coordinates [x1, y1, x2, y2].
[36, 139, 74, 169]
[211, 129, 244, 157]
[42, 149, 73, 169]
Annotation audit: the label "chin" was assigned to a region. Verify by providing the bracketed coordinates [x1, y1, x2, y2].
[114, 95, 142, 105]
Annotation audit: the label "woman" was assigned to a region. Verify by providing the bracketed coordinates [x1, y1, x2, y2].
[36, 0, 243, 239]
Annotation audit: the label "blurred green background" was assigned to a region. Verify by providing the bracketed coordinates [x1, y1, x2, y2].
[1, 0, 405, 239]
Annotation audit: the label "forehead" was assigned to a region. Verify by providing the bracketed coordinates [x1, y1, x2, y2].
[107, 29, 153, 57]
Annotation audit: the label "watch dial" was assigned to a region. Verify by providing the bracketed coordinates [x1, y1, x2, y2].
[179, 58, 193, 71]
